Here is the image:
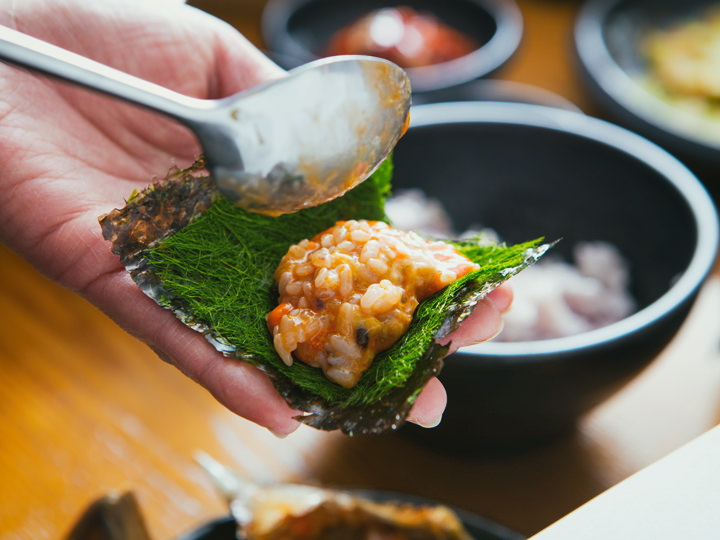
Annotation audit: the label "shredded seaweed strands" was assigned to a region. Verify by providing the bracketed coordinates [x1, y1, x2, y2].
[99, 158, 548, 435]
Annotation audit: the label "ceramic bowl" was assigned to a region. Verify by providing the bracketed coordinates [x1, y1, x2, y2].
[261, 0, 523, 93]
[393, 102, 719, 450]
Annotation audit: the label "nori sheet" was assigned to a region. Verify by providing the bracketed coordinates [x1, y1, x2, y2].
[99, 161, 548, 435]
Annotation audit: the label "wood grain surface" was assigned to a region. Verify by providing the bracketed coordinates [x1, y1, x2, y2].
[2, 1, 719, 539]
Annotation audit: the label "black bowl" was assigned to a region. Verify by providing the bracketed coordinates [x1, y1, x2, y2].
[176, 491, 525, 540]
[393, 102, 719, 450]
[411, 79, 582, 112]
[575, 0, 720, 191]
[261, 0, 523, 93]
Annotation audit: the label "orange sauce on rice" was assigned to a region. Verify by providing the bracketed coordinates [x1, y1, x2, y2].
[267, 220, 477, 388]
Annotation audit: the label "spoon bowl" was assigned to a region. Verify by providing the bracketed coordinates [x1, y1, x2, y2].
[0, 26, 410, 214]
[205, 56, 410, 214]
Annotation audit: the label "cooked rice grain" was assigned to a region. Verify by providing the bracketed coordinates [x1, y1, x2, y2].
[267, 220, 478, 388]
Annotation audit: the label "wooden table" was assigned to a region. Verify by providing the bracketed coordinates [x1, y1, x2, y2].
[2, 1, 720, 539]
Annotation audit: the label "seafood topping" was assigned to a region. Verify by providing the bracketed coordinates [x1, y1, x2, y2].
[195, 452, 475, 540]
[326, 6, 479, 69]
[267, 219, 478, 388]
[242, 487, 476, 540]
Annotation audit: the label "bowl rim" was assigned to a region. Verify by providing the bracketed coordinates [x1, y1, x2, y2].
[405, 101, 720, 358]
[412, 78, 584, 112]
[574, 0, 720, 161]
[261, 0, 524, 92]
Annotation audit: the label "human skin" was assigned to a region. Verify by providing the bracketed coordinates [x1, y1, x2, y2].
[0, 0, 511, 435]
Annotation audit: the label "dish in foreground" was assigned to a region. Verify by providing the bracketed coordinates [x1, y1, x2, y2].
[197, 453, 478, 540]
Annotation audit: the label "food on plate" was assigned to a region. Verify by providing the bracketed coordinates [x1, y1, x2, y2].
[197, 453, 477, 540]
[99, 159, 547, 434]
[639, 6, 720, 140]
[268, 219, 479, 388]
[326, 7, 479, 68]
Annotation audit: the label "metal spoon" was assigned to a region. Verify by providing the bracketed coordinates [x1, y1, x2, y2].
[0, 25, 411, 215]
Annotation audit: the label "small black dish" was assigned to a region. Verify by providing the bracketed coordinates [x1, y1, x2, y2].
[261, 0, 523, 93]
[175, 491, 525, 540]
[575, 0, 720, 191]
[392, 101, 718, 451]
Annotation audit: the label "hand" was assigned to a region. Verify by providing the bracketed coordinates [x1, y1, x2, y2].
[0, 0, 510, 436]
[409, 284, 512, 428]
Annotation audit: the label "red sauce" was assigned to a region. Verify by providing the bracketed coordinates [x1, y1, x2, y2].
[326, 7, 479, 68]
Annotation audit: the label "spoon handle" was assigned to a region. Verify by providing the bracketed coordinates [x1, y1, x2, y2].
[0, 25, 207, 122]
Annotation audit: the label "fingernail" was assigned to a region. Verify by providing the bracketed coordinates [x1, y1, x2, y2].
[414, 413, 443, 429]
[269, 421, 301, 439]
[488, 319, 505, 342]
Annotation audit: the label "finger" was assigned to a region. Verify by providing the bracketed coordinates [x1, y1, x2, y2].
[437, 296, 503, 354]
[207, 18, 286, 96]
[84, 268, 301, 436]
[487, 283, 513, 313]
[159, 326, 302, 437]
[406, 377, 446, 428]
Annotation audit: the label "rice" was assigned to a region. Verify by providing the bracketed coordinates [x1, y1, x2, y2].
[385, 190, 637, 342]
[494, 242, 636, 341]
[266, 219, 479, 388]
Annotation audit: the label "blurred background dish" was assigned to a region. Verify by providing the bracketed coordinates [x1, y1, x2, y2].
[389, 101, 719, 450]
[261, 0, 523, 93]
[575, 0, 720, 194]
[175, 491, 526, 540]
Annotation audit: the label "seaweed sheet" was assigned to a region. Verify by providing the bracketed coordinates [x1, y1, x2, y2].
[99, 161, 548, 435]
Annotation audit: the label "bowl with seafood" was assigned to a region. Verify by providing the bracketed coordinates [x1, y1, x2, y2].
[176, 491, 524, 540]
[260, 0, 523, 93]
[388, 101, 719, 449]
[177, 503, 523, 540]
[180, 455, 526, 540]
[65, 459, 525, 540]
[575, 0, 720, 190]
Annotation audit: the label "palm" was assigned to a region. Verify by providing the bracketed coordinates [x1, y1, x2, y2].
[0, 0, 508, 435]
[0, 0, 300, 434]
[0, 1, 281, 288]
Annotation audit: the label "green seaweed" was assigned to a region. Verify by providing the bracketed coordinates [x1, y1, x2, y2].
[106, 158, 547, 434]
